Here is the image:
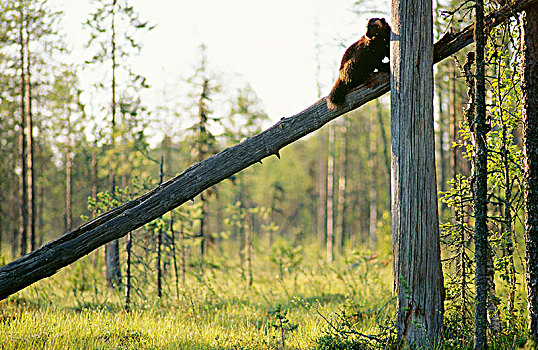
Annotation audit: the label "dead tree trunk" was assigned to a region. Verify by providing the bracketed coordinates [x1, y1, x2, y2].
[391, 0, 444, 345]
[0, 0, 535, 300]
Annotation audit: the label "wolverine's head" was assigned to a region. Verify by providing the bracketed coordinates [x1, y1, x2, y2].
[366, 18, 390, 39]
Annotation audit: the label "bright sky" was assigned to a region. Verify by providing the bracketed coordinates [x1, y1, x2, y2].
[48, 0, 390, 140]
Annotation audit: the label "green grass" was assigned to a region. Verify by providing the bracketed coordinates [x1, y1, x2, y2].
[0, 239, 532, 349]
[0, 242, 395, 349]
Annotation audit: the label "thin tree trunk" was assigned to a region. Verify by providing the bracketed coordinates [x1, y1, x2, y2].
[24, 22, 35, 252]
[238, 176, 246, 268]
[472, 0, 489, 347]
[106, 175, 121, 288]
[18, 3, 28, 257]
[105, 0, 121, 286]
[111, 0, 117, 128]
[199, 192, 206, 272]
[461, 51, 475, 332]
[390, 0, 445, 345]
[522, 4, 538, 344]
[91, 144, 99, 266]
[125, 231, 132, 311]
[438, 88, 447, 215]
[451, 59, 459, 179]
[326, 122, 335, 263]
[501, 130, 516, 324]
[246, 211, 253, 287]
[368, 114, 377, 250]
[375, 99, 390, 209]
[65, 113, 73, 232]
[335, 119, 347, 253]
[180, 219, 186, 285]
[315, 17, 326, 246]
[170, 216, 180, 299]
[157, 156, 164, 298]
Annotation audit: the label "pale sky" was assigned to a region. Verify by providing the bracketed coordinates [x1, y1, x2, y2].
[48, 0, 390, 141]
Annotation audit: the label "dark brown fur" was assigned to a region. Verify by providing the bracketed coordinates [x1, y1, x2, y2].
[326, 18, 391, 110]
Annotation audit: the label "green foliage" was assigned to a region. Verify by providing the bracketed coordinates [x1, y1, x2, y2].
[270, 304, 299, 349]
[270, 240, 303, 279]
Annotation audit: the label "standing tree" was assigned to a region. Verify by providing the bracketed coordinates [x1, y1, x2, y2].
[84, 0, 153, 287]
[472, 0, 489, 347]
[0, 0, 64, 255]
[326, 122, 335, 263]
[522, 3, 538, 345]
[17, 1, 28, 257]
[184, 44, 220, 270]
[390, 0, 445, 345]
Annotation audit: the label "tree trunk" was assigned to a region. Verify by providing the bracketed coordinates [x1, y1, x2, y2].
[24, 21, 35, 252]
[437, 88, 447, 215]
[65, 114, 73, 232]
[335, 119, 347, 253]
[450, 60, 459, 179]
[246, 211, 253, 287]
[91, 144, 99, 266]
[522, 4, 538, 344]
[0, 0, 535, 299]
[472, 0, 489, 347]
[125, 231, 132, 311]
[390, 0, 445, 345]
[375, 99, 390, 209]
[199, 192, 206, 270]
[18, 3, 28, 257]
[105, 174, 121, 288]
[170, 216, 180, 298]
[326, 122, 335, 263]
[368, 114, 377, 250]
[157, 156, 164, 298]
[317, 131, 327, 245]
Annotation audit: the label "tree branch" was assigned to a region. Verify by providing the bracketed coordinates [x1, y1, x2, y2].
[0, 0, 536, 300]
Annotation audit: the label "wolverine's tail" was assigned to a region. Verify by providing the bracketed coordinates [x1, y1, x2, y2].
[326, 81, 348, 110]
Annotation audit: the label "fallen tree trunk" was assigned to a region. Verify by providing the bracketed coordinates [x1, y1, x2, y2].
[0, 0, 535, 300]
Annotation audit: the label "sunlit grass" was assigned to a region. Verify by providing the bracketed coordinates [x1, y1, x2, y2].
[0, 242, 395, 349]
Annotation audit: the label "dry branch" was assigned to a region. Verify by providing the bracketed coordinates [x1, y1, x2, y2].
[0, 0, 536, 300]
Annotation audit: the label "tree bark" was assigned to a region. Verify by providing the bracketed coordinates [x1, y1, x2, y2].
[105, 174, 121, 288]
[375, 99, 390, 209]
[368, 114, 377, 250]
[522, 4, 538, 345]
[317, 131, 327, 244]
[0, 0, 535, 300]
[391, 0, 444, 346]
[326, 122, 335, 263]
[157, 157, 164, 298]
[473, 0, 489, 347]
[65, 113, 73, 232]
[450, 60, 459, 178]
[18, 3, 28, 257]
[24, 21, 35, 252]
[336, 120, 348, 253]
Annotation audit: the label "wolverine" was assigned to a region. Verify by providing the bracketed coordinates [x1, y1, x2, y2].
[326, 18, 391, 110]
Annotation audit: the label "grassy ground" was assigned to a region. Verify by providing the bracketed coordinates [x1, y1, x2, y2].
[1, 237, 532, 349]
[0, 242, 396, 349]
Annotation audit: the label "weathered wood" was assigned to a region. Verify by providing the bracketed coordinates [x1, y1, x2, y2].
[391, 0, 444, 346]
[0, 0, 536, 300]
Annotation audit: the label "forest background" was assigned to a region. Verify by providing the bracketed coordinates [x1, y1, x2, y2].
[0, 0, 533, 349]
